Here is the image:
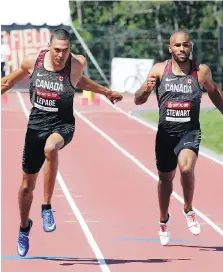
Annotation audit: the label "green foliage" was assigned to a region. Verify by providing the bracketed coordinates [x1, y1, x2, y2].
[69, 1, 223, 85]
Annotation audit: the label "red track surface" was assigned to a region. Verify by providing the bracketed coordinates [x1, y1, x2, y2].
[2, 92, 223, 272]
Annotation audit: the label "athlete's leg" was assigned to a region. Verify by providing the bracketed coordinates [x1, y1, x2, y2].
[18, 172, 38, 228]
[175, 130, 201, 235]
[20, 128, 47, 228]
[157, 170, 176, 246]
[41, 132, 66, 232]
[155, 128, 178, 245]
[158, 170, 176, 222]
[43, 132, 64, 205]
[17, 174, 35, 257]
[155, 128, 178, 221]
[41, 125, 74, 232]
[175, 129, 201, 212]
[178, 149, 200, 235]
[18, 128, 47, 256]
[178, 149, 197, 212]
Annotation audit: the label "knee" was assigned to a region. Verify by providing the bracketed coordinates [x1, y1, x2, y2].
[180, 165, 193, 177]
[159, 177, 173, 184]
[20, 179, 35, 195]
[158, 173, 175, 184]
[44, 144, 58, 160]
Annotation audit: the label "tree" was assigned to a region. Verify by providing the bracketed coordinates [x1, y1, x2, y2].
[69, 1, 222, 85]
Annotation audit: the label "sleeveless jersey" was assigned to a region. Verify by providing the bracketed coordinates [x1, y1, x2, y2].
[28, 49, 76, 130]
[155, 59, 202, 135]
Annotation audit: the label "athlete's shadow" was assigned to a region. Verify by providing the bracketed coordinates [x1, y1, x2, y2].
[22, 256, 190, 266]
[168, 245, 223, 251]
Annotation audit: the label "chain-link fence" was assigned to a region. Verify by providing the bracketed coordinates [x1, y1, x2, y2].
[71, 26, 223, 88]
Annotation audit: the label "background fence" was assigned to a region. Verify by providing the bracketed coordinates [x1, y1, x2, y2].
[71, 26, 223, 88]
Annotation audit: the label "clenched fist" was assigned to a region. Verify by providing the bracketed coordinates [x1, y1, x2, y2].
[145, 75, 157, 92]
[106, 90, 123, 104]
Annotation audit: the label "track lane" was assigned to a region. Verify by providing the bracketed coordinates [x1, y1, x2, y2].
[2, 93, 222, 272]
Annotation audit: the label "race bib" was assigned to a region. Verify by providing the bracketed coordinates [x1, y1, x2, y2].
[165, 101, 191, 122]
[33, 89, 60, 112]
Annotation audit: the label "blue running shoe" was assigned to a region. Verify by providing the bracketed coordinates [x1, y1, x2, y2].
[17, 219, 33, 257]
[41, 209, 56, 232]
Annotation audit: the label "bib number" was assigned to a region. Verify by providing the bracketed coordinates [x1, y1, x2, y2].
[33, 89, 60, 112]
[165, 101, 191, 122]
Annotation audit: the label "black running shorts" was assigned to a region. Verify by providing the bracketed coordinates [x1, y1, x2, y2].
[155, 127, 201, 173]
[22, 124, 75, 174]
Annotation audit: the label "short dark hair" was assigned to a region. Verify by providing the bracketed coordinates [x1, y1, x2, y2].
[50, 28, 71, 44]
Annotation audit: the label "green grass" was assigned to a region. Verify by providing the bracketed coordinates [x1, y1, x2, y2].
[140, 109, 223, 155]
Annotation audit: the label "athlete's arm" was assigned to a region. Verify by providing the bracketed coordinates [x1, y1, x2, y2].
[1, 54, 36, 95]
[134, 62, 163, 105]
[70, 54, 121, 103]
[201, 65, 223, 114]
[77, 75, 111, 96]
[77, 75, 123, 104]
[70, 54, 123, 104]
[70, 54, 111, 96]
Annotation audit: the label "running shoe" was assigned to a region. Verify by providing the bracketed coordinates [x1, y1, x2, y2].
[183, 210, 200, 235]
[17, 219, 33, 257]
[41, 209, 56, 232]
[158, 213, 171, 246]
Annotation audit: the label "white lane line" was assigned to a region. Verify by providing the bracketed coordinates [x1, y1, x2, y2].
[101, 96, 223, 167]
[72, 106, 223, 237]
[65, 220, 98, 223]
[55, 188, 72, 191]
[54, 195, 64, 198]
[16, 92, 111, 272]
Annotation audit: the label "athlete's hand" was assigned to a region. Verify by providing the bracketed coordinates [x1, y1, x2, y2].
[1, 78, 10, 95]
[145, 75, 157, 92]
[106, 90, 123, 104]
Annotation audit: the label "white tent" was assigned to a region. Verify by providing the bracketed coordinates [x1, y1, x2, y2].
[1, 0, 70, 26]
[1, 0, 72, 88]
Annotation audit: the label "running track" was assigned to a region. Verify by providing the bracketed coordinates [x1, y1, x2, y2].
[2, 92, 223, 272]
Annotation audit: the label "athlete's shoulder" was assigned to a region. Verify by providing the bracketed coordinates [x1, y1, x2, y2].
[197, 63, 211, 72]
[22, 53, 39, 70]
[150, 61, 168, 78]
[153, 61, 167, 69]
[196, 63, 212, 77]
[194, 63, 213, 86]
[71, 53, 86, 66]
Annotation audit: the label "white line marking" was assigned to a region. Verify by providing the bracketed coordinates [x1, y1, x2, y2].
[101, 96, 223, 166]
[72, 106, 223, 237]
[68, 212, 87, 215]
[16, 92, 110, 272]
[55, 188, 72, 191]
[65, 220, 98, 223]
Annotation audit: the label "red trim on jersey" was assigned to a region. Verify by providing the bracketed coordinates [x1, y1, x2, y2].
[191, 60, 198, 78]
[163, 60, 172, 75]
[35, 50, 47, 69]
[163, 59, 198, 78]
